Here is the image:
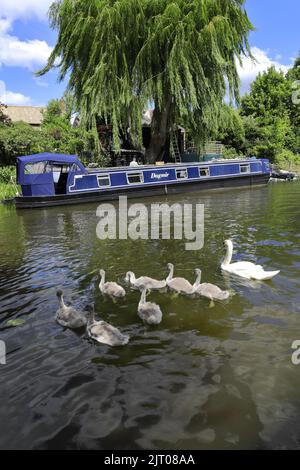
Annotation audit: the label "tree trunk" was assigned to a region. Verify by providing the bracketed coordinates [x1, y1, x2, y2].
[145, 97, 172, 163]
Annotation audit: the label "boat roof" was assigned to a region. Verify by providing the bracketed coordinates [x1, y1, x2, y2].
[17, 152, 80, 164]
[86, 157, 262, 173]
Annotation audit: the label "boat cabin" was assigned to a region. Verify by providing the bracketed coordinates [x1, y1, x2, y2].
[16, 153, 86, 197]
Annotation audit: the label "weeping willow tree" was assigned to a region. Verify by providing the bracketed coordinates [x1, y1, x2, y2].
[39, 0, 253, 162]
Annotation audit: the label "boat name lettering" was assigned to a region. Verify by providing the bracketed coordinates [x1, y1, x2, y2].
[150, 172, 170, 180]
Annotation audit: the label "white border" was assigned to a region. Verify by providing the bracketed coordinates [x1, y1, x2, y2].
[240, 163, 251, 174]
[175, 168, 188, 180]
[198, 167, 210, 178]
[97, 173, 111, 188]
[126, 171, 144, 185]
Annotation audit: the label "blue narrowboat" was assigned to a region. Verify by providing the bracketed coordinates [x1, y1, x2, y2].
[14, 153, 271, 208]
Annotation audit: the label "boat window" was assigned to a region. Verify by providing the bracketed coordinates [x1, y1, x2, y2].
[70, 163, 82, 172]
[51, 164, 70, 173]
[25, 161, 48, 174]
[127, 172, 144, 184]
[176, 169, 188, 180]
[97, 174, 111, 187]
[199, 167, 210, 177]
[44, 163, 53, 173]
[240, 164, 250, 174]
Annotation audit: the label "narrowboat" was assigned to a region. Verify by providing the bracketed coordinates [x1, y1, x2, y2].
[14, 153, 271, 209]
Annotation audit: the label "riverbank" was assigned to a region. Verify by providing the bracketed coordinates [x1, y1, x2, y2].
[0, 182, 19, 201]
[0, 167, 19, 201]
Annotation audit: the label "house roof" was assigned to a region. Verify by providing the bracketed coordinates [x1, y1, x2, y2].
[5, 106, 45, 125]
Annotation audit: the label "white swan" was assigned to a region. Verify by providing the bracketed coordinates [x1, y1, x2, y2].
[86, 304, 129, 346]
[125, 271, 166, 291]
[55, 290, 87, 329]
[166, 263, 194, 294]
[138, 288, 162, 325]
[221, 239, 280, 281]
[99, 269, 126, 299]
[193, 269, 230, 301]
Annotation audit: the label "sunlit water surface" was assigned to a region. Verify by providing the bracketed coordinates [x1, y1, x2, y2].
[0, 182, 300, 450]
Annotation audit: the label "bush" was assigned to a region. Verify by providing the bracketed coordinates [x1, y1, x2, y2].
[0, 166, 19, 201]
[0, 121, 102, 166]
[223, 147, 245, 159]
[0, 166, 15, 183]
[0, 182, 19, 200]
[274, 149, 300, 169]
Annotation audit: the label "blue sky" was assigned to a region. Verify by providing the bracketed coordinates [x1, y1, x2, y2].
[0, 0, 299, 106]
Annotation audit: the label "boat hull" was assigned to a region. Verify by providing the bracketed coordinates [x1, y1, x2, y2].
[15, 173, 270, 209]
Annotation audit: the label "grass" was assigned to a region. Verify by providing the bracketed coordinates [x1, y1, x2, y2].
[274, 162, 300, 175]
[0, 166, 19, 201]
[0, 182, 20, 201]
[289, 164, 300, 175]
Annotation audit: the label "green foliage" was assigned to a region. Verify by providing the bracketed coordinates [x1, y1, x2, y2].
[274, 148, 300, 168]
[0, 182, 19, 200]
[42, 99, 63, 124]
[0, 167, 19, 201]
[0, 166, 15, 183]
[241, 66, 291, 118]
[222, 146, 243, 159]
[39, 0, 253, 160]
[287, 54, 300, 131]
[243, 115, 294, 161]
[62, 90, 77, 118]
[212, 105, 245, 151]
[239, 63, 300, 164]
[0, 122, 49, 165]
[0, 98, 104, 166]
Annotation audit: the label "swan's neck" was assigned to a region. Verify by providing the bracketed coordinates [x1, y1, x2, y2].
[193, 271, 201, 289]
[166, 266, 174, 282]
[130, 272, 136, 283]
[223, 244, 233, 266]
[99, 271, 105, 288]
[59, 295, 66, 309]
[139, 289, 147, 305]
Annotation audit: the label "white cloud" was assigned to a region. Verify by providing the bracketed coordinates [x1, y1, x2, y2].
[0, 18, 11, 34]
[238, 46, 293, 94]
[0, 17, 53, 70]
[0, 0, 53, 22]
[0, 80, 31, 105]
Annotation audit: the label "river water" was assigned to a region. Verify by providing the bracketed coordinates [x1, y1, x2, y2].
[0, 182, 300, 450]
